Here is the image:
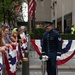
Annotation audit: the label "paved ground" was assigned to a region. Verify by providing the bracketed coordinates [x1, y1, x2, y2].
[17, 68, 75, 75]
[30, 70, 75, 75]
[29, 58, 75, 70]
[29, 49, 75, 70]
[17, 51, 75, 75]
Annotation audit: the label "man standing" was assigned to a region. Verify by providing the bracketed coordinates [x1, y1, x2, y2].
[42, 22, 62, 75]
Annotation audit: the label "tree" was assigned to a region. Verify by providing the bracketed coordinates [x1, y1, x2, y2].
[0, 0, 22, 24]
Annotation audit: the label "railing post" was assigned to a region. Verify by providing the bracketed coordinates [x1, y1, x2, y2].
[22, 58, 29, 75]
[25, 50, 29, 58]
[22, 33, 30, 75]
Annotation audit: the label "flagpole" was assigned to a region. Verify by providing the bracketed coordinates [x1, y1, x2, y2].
[27, 0, 30, 32]
[32, 0, 35, 38]
[28, 0, 36, 38]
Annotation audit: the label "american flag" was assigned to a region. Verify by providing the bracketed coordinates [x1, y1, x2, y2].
[28, 0, 36, 19]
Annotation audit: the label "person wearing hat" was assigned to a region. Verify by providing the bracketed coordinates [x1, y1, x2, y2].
[12, 28, 18, 32]
[41, 22, 62, 75]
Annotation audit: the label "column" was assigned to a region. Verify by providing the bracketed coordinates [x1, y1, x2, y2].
[72, 0, 75, 26]
[50, 0, 54, 22]
[61, 0, 64, 33]
[55, 0, 57, 28]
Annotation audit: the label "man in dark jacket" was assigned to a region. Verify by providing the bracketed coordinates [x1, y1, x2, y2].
[42, 22, 62, 75]
[65, 26, 71, 34]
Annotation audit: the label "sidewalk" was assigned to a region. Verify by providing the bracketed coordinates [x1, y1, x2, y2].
[16, 55, 75, 75]
[16, 58, 75, 75]
[29, 43, 75, 70]
[29, 57, 75, 70]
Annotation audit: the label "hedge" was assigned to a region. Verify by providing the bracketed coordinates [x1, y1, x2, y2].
[29, 27, 45, 39]
[60, 34, 75, 40]
[29, 28, 75, 40]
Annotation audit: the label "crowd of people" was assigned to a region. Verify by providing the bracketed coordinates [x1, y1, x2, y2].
[0, 24, 26, 74]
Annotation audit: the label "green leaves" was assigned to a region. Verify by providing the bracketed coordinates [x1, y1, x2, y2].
[0, 0, 22, 22]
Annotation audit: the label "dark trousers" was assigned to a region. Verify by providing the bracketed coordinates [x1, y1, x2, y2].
[46, 57, 57, 75]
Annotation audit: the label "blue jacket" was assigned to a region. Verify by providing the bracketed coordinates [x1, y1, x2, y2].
[42, 29, 62, 58]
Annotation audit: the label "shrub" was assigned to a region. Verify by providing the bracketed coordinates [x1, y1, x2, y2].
[29, 28, 75, 40]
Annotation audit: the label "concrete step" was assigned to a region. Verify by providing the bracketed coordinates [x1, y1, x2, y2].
[29, 65, 75, 70]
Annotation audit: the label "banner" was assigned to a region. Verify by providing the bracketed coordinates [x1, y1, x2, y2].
[3, 45, 17, 75]
[31, 40, 75, 65]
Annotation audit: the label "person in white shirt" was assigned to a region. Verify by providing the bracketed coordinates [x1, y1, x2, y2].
[19, 26, 26, 39]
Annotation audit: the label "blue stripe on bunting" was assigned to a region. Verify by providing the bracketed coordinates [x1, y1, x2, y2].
[62, 40, 72, 54]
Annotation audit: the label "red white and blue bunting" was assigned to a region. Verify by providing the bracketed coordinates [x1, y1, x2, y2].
[31, 40, 75, 65]
[3, 45, 17, 75]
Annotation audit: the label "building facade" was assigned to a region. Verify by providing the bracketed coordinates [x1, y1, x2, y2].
[51, 0, 75, 33]
[35, 0, 75, 33]
[35, 0, 51, 22]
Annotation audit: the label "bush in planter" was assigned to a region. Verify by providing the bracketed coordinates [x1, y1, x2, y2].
[34, 28, 45, 39]
[29, 28, 75, 40]
[29, 27, 45, 39]
[61, 34, 75, 40]
[29, 31, 34, 39]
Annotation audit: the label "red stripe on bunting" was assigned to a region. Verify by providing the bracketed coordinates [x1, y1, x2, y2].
[12, 45, 16, 50]
[3, 52, 10, 74]
[23, 39, 27, 43]
[31, 39, 42, 56]
[18, 43, 23, 59]
[57, 50, 75, 65]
